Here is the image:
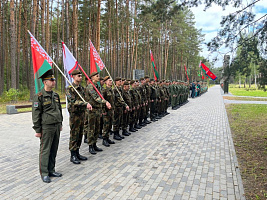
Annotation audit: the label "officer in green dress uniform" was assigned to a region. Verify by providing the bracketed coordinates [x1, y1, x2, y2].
[32, 69, 63, 183]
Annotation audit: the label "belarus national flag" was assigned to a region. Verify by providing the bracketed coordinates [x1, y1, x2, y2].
[62, 42, 80, 88]
[150, 50, 159, 81]
[29, 31, 52, 93]
[90, 40, 105, 73]
[200, 62, 217, 81]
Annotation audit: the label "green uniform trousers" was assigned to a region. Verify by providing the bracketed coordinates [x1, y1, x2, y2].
[39, 123, 60, 176]
[69, 112, 84, 151]
[87, 109, 101, 145]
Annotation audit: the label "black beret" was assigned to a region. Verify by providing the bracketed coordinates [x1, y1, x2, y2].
[71, 69, 82, 76]
[89, 71, 99, 78]
[123, 81, 129, 86]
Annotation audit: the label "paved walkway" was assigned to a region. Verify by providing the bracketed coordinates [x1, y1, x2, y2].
[0, 85, 245, 200]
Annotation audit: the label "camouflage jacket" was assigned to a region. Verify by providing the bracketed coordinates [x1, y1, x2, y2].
[122, 90, 132, 110]
[102, 86, 115, 111]
[85, 82, 106, 109]
[113, 86, 128, 108]
[66, 83, 87, 113]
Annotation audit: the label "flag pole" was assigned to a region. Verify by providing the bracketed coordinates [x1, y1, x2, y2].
[62, 41, 105, 100]
[89, 39, 125, 102]
[104, 67, 125, 102]
[28, 30, 87, 103]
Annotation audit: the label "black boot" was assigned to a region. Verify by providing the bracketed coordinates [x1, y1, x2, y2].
[118, 130, 125, 139]
[122, 129, 130, 136]
[93, 143, 103, 152]
[70, 151, 81, 164]
[76, 149, 87, 161]
[98, 134, 103, 139]
[84, 134, 88, 143]
[102, 138, 110, 147]
[134, 124, 142, 129]
[129, 124, 136, 132]
[89, 145, 97, 155]
[113, 131, 122, 140]
[107, 138, 115, 144]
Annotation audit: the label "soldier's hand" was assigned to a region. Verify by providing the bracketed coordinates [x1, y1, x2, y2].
[35, 133, 42, 138]
[87, 103, 93, 110]
[106, 101, 112, 109]
[151, 100, 154, 102]
[126, 106, 130, 111]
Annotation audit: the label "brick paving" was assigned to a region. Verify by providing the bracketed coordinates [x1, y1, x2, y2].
[0, 85, 245, 199]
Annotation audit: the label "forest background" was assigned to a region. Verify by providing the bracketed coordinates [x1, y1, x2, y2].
[0, 0, 206, 101]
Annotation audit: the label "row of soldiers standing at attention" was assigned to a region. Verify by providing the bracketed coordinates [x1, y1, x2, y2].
[32, 68, 200, 183]
[66, 70, 192, 164]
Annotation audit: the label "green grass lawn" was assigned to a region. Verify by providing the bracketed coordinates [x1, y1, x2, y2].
[229, 84, 267, 97]
[226, 104, 267, 200]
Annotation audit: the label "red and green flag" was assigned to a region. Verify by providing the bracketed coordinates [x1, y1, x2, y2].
[184, 64, 189, 81]
[200, 62, 217, 80]
[29, 31, 52, 93]
[90, 40, 105, 74]
[150, 50, 159, 81]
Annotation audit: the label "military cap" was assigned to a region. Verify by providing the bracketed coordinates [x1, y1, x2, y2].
[144, 75, 150, 79]
[135, 79, 139, 82]
[122, 78, 126, 81]
[150, 78, 154, 82]
[100, 77, 104, 81]
[71, 69, 82, 76]
[115, 77, 122, 81]
[139, 77, 144, 81]
[123, 81, 129, 85]
[39, 69, 55, 81]
[130, 80, 136, 85]
[89, 71, 99, 78]
[127, 79, 131, 82]
[103, 76, 110, 81]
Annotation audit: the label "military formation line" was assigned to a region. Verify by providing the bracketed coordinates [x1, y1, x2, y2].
[32, 69, 208, 183]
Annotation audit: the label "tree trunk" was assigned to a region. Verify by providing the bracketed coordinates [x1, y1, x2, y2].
[65, 0, 69, 46]
[72, 0, 78, 58]
[10, 0, 17, 89]
[41, 0, 45, 46]
[96, 0, 101, 52]
[30, 0, 38, 99]
[0, 0, 4, 94]
[45, 0, 50, 53]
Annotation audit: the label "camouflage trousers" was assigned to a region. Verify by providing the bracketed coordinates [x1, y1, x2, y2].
[83, 110, 89, 137]
[69, 112, 85, 151]
[139, 105, 146, 121]
[150, 101, 156, 119]
[129, 109, 137, 125]
[39, 123, 60, 176]
[171, 95, 176, 107]
[135, 107, 140, 124]
[113, 106, 123, 131]
[122, 110, 129, 130]
[103, 110, 114, 139]
[87, 109, 101, 145]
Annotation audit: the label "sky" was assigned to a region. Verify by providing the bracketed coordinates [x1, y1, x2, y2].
[190, 0, 267, 68]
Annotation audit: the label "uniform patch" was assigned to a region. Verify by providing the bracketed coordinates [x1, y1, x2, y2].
[34, 102, 39, 107]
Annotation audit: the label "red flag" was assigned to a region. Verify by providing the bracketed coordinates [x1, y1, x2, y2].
[29, 31, 52, 93]
[90, 40, 105, 74]
[184, 65, 189, 81]
[150, 50, 159, 81]
[200, 62, 217, 80]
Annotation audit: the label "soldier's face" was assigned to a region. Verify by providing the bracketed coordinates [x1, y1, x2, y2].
[136, 82, 139, 86]
[92, 74, 100, 82]
[44, 79, 56, 89]
[124, 85, 130, 91]
[73, 74, 82, 82]
[116, 80, 122, 86]
[106, 79, 112, 87]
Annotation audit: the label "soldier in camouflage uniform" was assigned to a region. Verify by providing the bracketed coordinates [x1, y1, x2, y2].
[134, 80, 142, 129]
[163, 80, 170, 115]
[99, 77, 105, 139]
[144, 76, 152, 123]
[149, 79, 158, 122]
[83, 77, 90, 144]
[32, 69, 63, 183]
[122, 81, 132, 136]
[102, 76, 116, 147]
[129, 80, 139, 132]
[66, 69, 92, 164]
[113, 77, 129, 140]
[138, 78, 147, 126]
[85, 72, 111, 155]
